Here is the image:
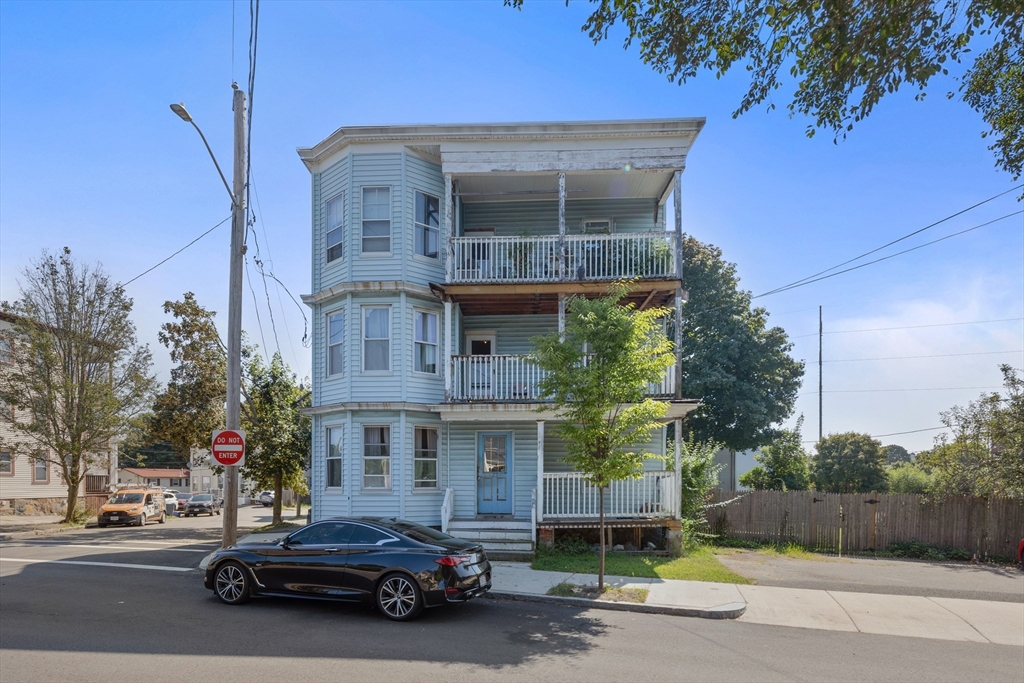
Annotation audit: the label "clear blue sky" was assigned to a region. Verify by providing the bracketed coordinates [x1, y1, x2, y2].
[2, 0, 1021, 452]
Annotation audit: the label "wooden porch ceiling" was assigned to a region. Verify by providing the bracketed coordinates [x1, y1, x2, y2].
[431, 279, 680, 316]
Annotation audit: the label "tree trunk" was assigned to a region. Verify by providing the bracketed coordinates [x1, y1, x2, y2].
[63, 480, 79, 524]
[598, 486, 605, 591]
[273, 471, 283, 525]
[296, 495, 303, 518]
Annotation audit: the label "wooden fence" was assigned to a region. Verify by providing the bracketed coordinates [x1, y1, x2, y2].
[707, 489, 1024, 558]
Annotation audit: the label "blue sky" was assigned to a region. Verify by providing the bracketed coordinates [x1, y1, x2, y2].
[1, 1, 1021, 452]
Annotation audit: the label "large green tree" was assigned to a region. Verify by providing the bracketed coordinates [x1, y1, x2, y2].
[508, 0, 1023, 182]
[241, 353, 311, 525]
[812, 432, 888, 493]
[532, 282, 676, 588]
[739, 416, 811, 490]
[0, 249, 155, 522]
[679, 236, 804, 451]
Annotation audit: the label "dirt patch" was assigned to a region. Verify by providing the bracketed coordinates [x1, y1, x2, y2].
[547, 582, 649, 603]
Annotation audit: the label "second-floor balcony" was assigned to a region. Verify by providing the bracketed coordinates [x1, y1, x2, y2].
[449, 232, 675, 284]
[451, 353, 676, 402]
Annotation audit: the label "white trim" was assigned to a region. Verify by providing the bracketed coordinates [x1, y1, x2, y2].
[413, 308, 440, 376]
[360, 305, 392, 374]
[412, 424, 440, 490]
[361, 423, 393, 491]
[324, 191, 346, 265]
[360, 185, 392, 255]
[413, 189, 441, 260]
[325, 425, 344, 491]
[325, 308, 345, 377]
[474, 429, 515, 517]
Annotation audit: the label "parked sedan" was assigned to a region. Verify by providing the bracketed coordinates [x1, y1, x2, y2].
[201, 517, 491, 621]
[256, 490, 274, 507]
[175, 493, 193, 512]
[184, 493, 221, 517]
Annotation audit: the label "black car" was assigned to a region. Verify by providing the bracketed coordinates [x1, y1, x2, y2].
[201, 517, 491, 621]
[184, 493, 221, 517]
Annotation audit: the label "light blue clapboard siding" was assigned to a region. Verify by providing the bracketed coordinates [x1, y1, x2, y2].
[349, 295, 402, 402]
[404, 295, 445, 404]
[461, 314, 557, 355]
[348, 153, 404, 283]
[447, 421, 538, 520]
[317, 156, 350, 293]
[403, 412, 444, 526]
[463, 198, 661, 237]
[543, 426, 667, 473]
[405, 153, 445, 287]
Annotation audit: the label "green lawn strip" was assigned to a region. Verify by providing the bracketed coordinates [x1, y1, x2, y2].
[533, 547, 752, 584]
[546, 581, 649, 603]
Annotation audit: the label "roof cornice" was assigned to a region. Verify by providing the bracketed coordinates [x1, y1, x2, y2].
[296, 118, 706, 171]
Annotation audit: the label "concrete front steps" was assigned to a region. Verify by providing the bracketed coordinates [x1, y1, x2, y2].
[447, 519, 534, 560]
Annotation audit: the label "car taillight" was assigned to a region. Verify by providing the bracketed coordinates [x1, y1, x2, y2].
[435, 555, 472, 567]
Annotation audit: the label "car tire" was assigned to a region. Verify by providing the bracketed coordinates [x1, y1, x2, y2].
[158, 513, 166, 524]
[138, 513, 147, 527]
[376, 573, 423, 621]
[216, 509, 221, 516]
[213, 561, 251, 605]
[98, 523, 107, 528]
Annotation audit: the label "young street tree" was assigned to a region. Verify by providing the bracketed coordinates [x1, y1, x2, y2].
[507, 0, 1023, 183]
[532, 283, 675, 589]
[738, 416, 811, 491]
[0, 249, 155, 522]
[679, 236, 804, 451]
[812, 432, 889, 494]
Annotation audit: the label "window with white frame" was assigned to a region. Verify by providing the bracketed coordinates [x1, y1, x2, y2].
[327, 426, 343, 488]
[362, 307, 390, 372]
[414, 427, 438, 488]
[327, 310, 344, 376]
[0, 451, 12, 475]
[361, 187, 391, 253]
[32, 453, 48, 483]
[326, 194, 345, 263]
[0, 337, 11, 364]
[414, 191, 440, 259]
[363, 425, 390, 489]
[414, 310, 438, 374]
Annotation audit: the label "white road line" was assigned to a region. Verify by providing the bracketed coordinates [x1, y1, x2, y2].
[2, 542, 208, 553]
[0, 558, 194, 572]
[119, 540, 220, 548]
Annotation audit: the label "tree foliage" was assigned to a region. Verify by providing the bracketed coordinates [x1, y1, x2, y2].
[916, 364, 1023, 498]
[679, 236, 804, 451]
[508, 0, 1024, 181]
[674, 436, 723, 540]
[887, 462, 934, 494]
[739, 415, 811, 490]
[812, 432, 888, 493]
[240, 353, 311, 524]
[0, 249, 155, 522]
[884, 443, 913, 465]
[532, 282, 675, 587]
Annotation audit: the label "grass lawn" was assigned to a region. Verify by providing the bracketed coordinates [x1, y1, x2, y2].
[532, 546, 752, 584]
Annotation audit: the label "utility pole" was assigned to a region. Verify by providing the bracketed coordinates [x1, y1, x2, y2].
[223, 83, 247, 549]
[818, 305, 823, 443]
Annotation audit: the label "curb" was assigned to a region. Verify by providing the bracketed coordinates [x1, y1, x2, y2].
[0, 524, 80, 542]
[484, 590, 746, 619]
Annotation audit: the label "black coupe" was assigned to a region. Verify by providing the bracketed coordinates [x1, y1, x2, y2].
[201, 517, 492, 620]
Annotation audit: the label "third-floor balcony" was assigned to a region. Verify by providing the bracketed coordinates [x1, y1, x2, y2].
[449, 232, 675, 284]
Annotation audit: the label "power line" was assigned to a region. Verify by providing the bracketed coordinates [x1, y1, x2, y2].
[800, 386, 1002, 394]
[757, 185, 1022, 298]
[823, 350, 1023, 363]
[792, 317, 1023, 338]
[757, 210, 1023, 299]
[244, 255, 268, 357]
[802, 425, 950, 443]
[122, 216, 231, 286]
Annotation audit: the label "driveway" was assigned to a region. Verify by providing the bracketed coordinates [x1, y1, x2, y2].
[715, 549, 1024, 603]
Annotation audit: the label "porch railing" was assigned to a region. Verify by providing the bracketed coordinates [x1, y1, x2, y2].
[542, 471, 678, 520]
[450, 232, 675, 284]
[450, 355, 675, 401]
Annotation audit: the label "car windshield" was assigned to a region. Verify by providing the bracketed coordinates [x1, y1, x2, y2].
[177, 494, 193, 500]
[192, 494, 213, 502]
[107, 493, 143, 504]
[373, 518, 455, 544]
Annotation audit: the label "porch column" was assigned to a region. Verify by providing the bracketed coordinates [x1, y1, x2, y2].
[673, 169, 684, 399]
[674, 418, 682, 519]
[536, 419, 545, 523]
[443, 299, 453, 401]
[444, 172, 454, 282]
[557, 293, 566, 338]
[557, 171, 566, 280]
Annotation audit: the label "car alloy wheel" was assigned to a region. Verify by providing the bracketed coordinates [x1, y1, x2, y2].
[376, 574, 422, 621]
[138, 513, 147, 527]
[214, 562, 251, 605]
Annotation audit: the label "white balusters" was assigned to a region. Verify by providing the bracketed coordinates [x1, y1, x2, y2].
[540, 471, 678, 519]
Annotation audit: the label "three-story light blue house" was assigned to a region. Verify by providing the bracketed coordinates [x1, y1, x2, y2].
[298, 119, 704, 555]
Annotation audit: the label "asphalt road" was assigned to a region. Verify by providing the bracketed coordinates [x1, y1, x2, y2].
[1, 526, 1022, 683]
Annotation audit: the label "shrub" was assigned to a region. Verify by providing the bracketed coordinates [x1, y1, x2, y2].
[554, 534, 591, 556]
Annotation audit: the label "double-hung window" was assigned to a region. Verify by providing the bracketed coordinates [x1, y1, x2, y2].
[326, 427, 343, 488]
[363, 425, 390, 489]
[32, 453, 48, 483]
[326, 194, 345, 263]
[327, 310, 344, 376]
[361, 187, 391, 253]
[362, 307, 390, 372]
[414, 427, 438, 489]
[414, 191, 439, 259]
[0, 451, 12, 476]
[414, 310, 438, 374]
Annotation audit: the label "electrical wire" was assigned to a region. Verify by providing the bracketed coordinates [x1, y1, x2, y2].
[822, 350, 1023, 363]
[799, 386, 1002, 394]
[244, 254, 269, 357]
[791, 317, 1023, 338]
[121, 216, 231, 286]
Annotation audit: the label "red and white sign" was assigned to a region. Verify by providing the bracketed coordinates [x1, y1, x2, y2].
[211, 429, 246, 467]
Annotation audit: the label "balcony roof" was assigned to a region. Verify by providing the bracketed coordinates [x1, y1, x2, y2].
[431, 280, 681, 316]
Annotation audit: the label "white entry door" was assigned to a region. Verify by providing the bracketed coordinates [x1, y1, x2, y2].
[465, 333, 496, 400]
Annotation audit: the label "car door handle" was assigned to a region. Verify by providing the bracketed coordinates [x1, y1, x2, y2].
[324, 548, 340, 553]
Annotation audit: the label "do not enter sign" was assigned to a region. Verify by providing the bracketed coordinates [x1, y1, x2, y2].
[212, 429, 246, 467]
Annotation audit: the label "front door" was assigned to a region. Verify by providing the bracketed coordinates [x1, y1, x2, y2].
[466, 334, 495, 399]
[477, 432, 512, 515]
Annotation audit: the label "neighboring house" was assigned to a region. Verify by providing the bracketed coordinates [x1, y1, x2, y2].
[715, 448, 760, 491]
[188, 449, 258, 504]
[0, 312, 116, 515]
[298, 119, 704, 553]
[118, 467, 190, 490]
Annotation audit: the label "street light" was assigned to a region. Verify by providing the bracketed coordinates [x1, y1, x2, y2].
[169, 85, 247, 549]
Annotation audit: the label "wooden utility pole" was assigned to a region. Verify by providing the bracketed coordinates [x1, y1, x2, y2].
[818, 305, 823, 442]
